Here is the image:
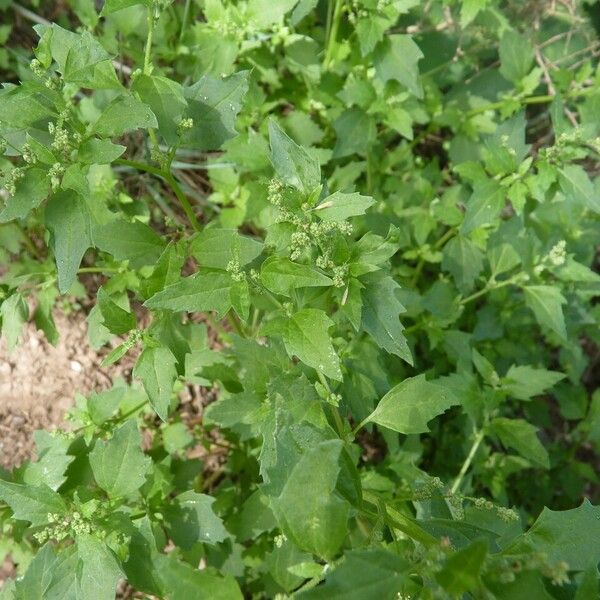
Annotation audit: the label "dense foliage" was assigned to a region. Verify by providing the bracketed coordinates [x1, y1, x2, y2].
[0, 0, 600, 597]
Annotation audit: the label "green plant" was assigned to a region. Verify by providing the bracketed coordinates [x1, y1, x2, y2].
[0, 0, 599, 598]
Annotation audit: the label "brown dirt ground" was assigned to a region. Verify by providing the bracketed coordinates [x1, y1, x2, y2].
[0, 309, 135, 471]
[0, 304, 222, 592]
[0, 307, 137, 587]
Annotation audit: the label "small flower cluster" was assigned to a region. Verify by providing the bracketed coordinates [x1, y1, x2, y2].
[500, 134, 517, 157]
[326, 392, 342, 407]
[21, 143, 36, 165]
[493, 554, 570, 586]
[48, 113, 77, 159]
[226, 258, 246, 282]
[541, 128, 584, 163]
[534, 240, 567, 275]
[270, 25, 291, 47]
[2, 167, 25, 196]
[29, 58, 45, 78]
[547, 240, 567, 266]
[29, 58, 56, 89]
[347, 0, 369, 24]
[33, 511, 94, 544]
[412, 476, 445, 500]
[177, 117, 194, 136]
[473, 497, 519, 522]
[332, 265, 348, 288]
[49, 162, 65, 191]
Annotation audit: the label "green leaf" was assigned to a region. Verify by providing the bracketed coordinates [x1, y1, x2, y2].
[523, 285, 567, 339]
[260, 256, 332, 297]
[22, 431, 74, 491]
[92, 93, 157, 136]
[373, 34, 423, 97]
[182, 71, 249, 151]
[499, 30, 534, 82]
[490, 417, 550, 468]
[132, 74, 187, 145]
[268, 119, 321, 195]
[154, 554, 243, 600]
[361, 274, 412, 365]
[461, 0, 489, 27]
[0, 168, 50, 222]
[1, 293, 28, 351]
[0, 82, 57, 129]
[15, 543, 57, 599]
[87, 386, 125, 426]
[43, 25, 121, 90]
[89, 420, 151, 497]
[134, 347, 178, 421]
[502, 365, 565, 401]
[280, 309, 342, 381]
[101, 0, 152, 16]
[246, 0, 297, 26]
[442, 235, 484, 292]
[488, 243, 521, 276]
[74, 535, 123, 600]
[144, 272, 233, 316]
[298, 549, 409, 599]
[45, 191, 92, 293]
[367, 375, 459, 434]
[164, 491, 229, 549]
[559, 164, 600, 213]
[141, 242, 186, 299]
[436, 539, 488, 595]
[37, 537, 122, 600]
[97, 287, 136, 335]
[93, 219, 166, 267]
[314, 191, 375, 221]
[461, 179, 504, 234]
[505, 500, 600, 571]
[0, 480, 66, 525]
[332, 108, 376, 158]
[190, 228, 263, 270]
[272, 440, 349, 560]
[355, 16, 389, 56]
[78, 138, 126, 164]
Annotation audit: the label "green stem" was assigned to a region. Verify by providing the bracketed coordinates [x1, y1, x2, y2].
[115, 158, 200, 231]
[434, 227, 457, 250]
[179, 0, 192, 44]
[450, 428, 485, 494]
[143, 7, 155, 75]
[323, 0, 343, 68]
[362, 491, 438, 548]
[351, 416, 371, 437]
[318, 371, 346, 436]
[77, 267, 121, 274]
[466, 87, 593, 117]
[163, 171, 201, 231]
[459, 277, 515, 306]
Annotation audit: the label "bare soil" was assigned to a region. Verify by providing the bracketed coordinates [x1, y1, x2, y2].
[0, 308, 134, 470]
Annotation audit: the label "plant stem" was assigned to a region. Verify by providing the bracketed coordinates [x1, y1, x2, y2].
[143, 7, 155, 75]
[434, 227, 457, 249]
[318, 371, 346, 436]
[115, 158, 201, 231]
[466, 87, 593, 117]
[163, 171, 201, 231]
[77, 267, 121, 274]
[450, 428, 485, 494]
[351, 416, 371, 437]
[323, 0, 343, 68]
[179, 0, 192, 43]
[459, 277, 515, 305]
